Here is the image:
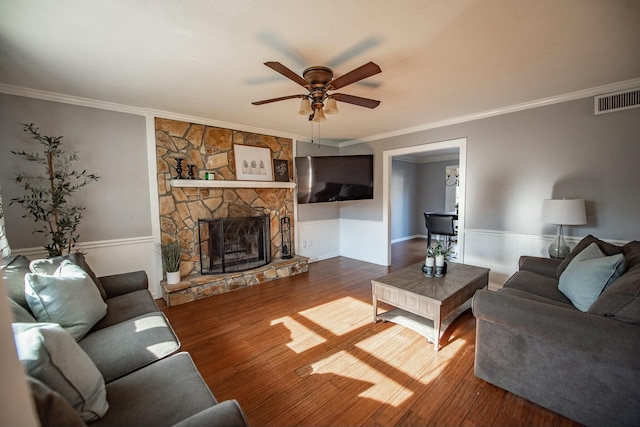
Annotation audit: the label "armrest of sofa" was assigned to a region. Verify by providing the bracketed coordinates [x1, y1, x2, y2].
[472, 289, 640, 368]
[171, 400, 249, 427]
[98, 270, 148, 299]
[518, 256, 561, 277]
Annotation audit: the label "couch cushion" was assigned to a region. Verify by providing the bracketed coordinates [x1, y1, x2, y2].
[30, 253, 107, 300]
[91, 289, 159, 331]
[80, 312, 180, 383]
[12, 322, 108, 422]
[28, 376, 85, 427]
[8, 297, 36, 323]
[497, 287, 575, 309]
[1, 254, 31, 308]
[589, 265, 640, 324]
[503, 270, 572, 305]
[25, 261, 107, 341]
[556, 235, 623, 278]
[558, 242, 625, 312]
[89, 352, 216, 427]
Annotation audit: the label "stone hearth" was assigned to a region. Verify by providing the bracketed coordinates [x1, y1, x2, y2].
[161, 255, 308, 306]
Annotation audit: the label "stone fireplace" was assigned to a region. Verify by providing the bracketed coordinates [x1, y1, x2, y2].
[155, 118, 308, 306]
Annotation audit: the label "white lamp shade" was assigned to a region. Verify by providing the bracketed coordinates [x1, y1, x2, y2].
[324, 97, 339, 114]
[541, 199, 587, 225]
[298, 98, 312, 115]
[312, 107, 326, 122]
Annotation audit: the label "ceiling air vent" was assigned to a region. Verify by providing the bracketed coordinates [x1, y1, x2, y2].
[594, 88, 640, 115]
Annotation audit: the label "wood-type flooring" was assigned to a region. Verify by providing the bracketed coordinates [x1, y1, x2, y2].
[159, 238, 581, 427]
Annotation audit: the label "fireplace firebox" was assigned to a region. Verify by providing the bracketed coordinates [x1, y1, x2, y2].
[198, 215, 271, 274]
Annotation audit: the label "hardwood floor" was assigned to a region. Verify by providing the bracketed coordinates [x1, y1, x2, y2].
[159, 239, 581, 427]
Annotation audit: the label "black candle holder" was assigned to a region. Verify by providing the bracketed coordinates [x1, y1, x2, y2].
[175, 158, 184, 179]
[187, 165, 195, 179]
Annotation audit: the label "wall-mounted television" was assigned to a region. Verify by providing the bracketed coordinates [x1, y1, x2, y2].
[295, 155, 374, 204]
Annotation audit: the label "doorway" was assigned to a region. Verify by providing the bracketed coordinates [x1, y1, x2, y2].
[382, 138, 467, 265]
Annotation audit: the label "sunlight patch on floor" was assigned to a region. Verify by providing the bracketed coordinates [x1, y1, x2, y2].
[271, 316, 327, 353]
[299, 296, 372, 336]
[309, 350, 414, 406]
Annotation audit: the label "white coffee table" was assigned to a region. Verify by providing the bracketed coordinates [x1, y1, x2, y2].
[372, 261, 489, 351]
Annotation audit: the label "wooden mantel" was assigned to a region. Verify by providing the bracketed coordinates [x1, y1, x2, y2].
[170, 179, 296, 189]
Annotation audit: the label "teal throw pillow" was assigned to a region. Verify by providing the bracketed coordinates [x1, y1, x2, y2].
[558, 242, 626, 312]
[25, 260, 107, 340]
[12, 322, 109, 422]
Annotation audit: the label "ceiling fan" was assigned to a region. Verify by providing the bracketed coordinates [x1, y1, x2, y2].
[252, 61, 381, 122]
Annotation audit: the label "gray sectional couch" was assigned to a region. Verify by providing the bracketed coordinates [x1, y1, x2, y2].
[472, 235, 640, 427]
[2, 252, 249, 427]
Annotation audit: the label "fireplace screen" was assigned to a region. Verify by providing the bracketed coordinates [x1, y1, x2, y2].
[198, 215, 271, 274]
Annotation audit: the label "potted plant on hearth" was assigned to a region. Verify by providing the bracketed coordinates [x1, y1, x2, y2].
[160, 240, 184, 284]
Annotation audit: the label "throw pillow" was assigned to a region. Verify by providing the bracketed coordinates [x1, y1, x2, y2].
[25, 260, 107, 340]
[12, 322, 109, 422]
[558, 242, 626, 312]
[29, 252, 107, 300]
[589, 265, 640, 324]
[28, 376, 86, 427]
[556, 235, 623, 278]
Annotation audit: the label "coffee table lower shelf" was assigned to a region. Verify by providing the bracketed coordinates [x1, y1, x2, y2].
[375, 299, 472, 347]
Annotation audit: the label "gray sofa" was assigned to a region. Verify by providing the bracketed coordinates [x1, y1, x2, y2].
[2, 253, 249, 427]
[472, 235, 640, 427]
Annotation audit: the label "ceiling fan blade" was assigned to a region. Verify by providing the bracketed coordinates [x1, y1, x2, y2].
[332, 93, 381, 109]
[252, 94, 305, 105]
[264, 62, 311, 89]
[327, 62, 381, 90]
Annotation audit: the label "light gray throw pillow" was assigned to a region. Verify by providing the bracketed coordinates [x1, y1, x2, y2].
[12, 322, 109, 422]
[25, 260, 107, 340]
[559, 242, 626, 312]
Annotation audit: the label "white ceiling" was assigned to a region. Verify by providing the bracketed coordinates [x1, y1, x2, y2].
[1, 0, 639, 143]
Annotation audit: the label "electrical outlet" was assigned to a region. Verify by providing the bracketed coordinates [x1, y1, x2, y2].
[303, 240, 307, 248]
[309, 239, 312, 247]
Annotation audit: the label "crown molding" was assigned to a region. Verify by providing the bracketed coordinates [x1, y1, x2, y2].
[340, 77, 640, 147]
[0, 83, 299, 140]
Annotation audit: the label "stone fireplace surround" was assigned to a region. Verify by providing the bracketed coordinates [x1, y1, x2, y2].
[155, 118, 308, 306]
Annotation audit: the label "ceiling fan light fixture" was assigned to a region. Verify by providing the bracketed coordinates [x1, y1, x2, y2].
[312, 106, 326, 122]
[324, 97, 339, 114]
[298, 97, 312, 115]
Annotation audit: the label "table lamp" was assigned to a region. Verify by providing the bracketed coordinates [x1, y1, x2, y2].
[541, 198, 587, 258]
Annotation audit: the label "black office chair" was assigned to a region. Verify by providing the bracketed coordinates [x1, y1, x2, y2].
[424, 213, 457, 249]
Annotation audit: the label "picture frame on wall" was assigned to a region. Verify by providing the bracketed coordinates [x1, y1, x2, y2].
[273, 159, 289, 182]
[234, 144, 273, 181]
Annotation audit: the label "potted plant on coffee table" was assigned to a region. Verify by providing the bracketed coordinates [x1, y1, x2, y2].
[160, 240, 184, 284]
[427, 242, 452, 277]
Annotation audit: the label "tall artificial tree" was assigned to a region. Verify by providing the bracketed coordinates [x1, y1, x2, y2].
[11, 123, 99, 257]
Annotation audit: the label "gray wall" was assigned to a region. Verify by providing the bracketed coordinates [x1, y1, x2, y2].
[0, 94, 150, 249]
[390, 159, 418, 240]
[339, 96, 640, 241]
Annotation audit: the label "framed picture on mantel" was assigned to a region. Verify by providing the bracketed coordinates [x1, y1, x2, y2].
[273, 159, 289, 182]
[234, 144, 273, 181]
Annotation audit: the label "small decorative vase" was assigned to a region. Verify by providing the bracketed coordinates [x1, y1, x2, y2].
[166, 271, 181, 285]
[435, 255, 446, 277]
[423, 256, 435, 277]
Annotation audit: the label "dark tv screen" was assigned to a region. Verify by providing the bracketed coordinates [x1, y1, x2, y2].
[295, 155, 374, 204]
